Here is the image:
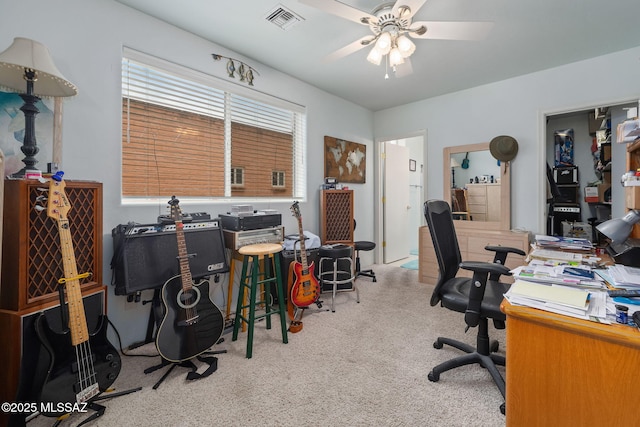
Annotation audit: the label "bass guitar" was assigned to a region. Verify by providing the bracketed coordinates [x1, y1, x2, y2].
[289, 202, 321, 308]
[155, 196, 224, 362]
[35, 171, 121, 416]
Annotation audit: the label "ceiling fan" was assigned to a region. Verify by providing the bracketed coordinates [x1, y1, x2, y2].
[298, 0, 493, 76]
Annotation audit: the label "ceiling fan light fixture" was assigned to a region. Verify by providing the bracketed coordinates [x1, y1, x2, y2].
[396, 34, 415, 57]
[375, 31, 392, 55]
[367, 47, 383, 65]
[388, 47, 404, 67]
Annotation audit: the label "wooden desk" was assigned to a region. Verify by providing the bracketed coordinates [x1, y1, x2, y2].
[501, 299, 640, 426]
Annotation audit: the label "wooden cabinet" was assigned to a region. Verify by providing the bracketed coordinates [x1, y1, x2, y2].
[1, 179, 103, 311]
[319, 190, 354, 244]
[419, 225, 530, 285]
[466, 183, 501, 222]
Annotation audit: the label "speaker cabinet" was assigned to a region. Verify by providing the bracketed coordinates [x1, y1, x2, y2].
[320, 190, 354, 244]
[0, 287, 105, 425]
[1, 179, 103, 311]
[111, 221, 229, 295]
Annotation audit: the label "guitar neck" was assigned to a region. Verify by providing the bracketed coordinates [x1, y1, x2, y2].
[57, 219, 89, 346]
[175, 221, 194, 290]
[296, 217, 308, 268]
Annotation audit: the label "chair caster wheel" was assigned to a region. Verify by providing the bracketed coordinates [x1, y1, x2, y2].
[373, 278, 377, 282]
[500, 403, 505, 415]
[433, 341, 443, 349]
[427, 371, 439, 382]
[491, 340, 499, 353]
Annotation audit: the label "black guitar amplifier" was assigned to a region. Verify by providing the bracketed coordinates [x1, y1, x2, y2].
[111, 220, 228, 295]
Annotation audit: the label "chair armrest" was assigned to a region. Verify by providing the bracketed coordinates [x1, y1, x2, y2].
[459, 261, 511, 327]
[484, 245, 526, 281]
[484, 245, 526, 256]
[459, 261, 511, 277]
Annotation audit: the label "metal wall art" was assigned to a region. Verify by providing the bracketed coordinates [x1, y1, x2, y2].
[211, 54, 259, 86]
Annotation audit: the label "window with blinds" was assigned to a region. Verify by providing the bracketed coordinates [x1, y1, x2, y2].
[121, 48, 307, 201]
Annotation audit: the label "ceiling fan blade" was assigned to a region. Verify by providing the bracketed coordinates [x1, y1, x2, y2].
[323, 36, 373, 62]
[392, 0, 428, 19]
[394, 57, 414, 78]
[410, 21, 494, 40]
[298, 0, 375, 25]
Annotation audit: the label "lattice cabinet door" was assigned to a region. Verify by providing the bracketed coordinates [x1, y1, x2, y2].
[1, 179, 103, 311]
[320, 190, 354, 244]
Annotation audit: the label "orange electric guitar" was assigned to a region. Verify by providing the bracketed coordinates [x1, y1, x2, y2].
[289, 202, 321, 308]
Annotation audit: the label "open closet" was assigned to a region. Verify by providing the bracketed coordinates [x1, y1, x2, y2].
[545, 101, 638, 243]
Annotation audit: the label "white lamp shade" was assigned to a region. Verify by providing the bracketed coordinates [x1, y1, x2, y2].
[388, 47, 405, 67]
[396, 35, 416, 58]
[366, 47, 383, 65]
[375, 32, 392, 55]
[450, 157, 461, 168]
[596, 210, 640, 244]
[0, 37, 77, 97]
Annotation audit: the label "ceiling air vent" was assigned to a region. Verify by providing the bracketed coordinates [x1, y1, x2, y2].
[265, 4, 304, 30]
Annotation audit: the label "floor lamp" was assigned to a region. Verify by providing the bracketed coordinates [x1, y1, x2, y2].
[0, 37, 77, 177]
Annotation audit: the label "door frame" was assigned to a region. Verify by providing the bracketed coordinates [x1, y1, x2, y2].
[374, 130, 427, 264]
[538, 97, 639, 233]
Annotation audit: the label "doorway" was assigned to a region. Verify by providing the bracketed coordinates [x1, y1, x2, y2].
[543, 101, 638, 238]
[376, 132, 426, 264]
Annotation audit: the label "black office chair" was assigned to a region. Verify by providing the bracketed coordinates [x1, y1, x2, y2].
[423, 199, 525, 413]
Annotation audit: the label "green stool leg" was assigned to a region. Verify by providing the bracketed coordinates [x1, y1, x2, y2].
[245, 254, 259, 359]
[232, 255, 250, 341]
[273, 255, 288, 344]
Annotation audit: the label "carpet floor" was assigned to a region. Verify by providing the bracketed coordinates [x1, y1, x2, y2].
[27, 263, 507, 427]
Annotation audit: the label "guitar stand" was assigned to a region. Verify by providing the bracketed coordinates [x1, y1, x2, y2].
[67, 387, 142, 427]
[144, 347, 227, 390]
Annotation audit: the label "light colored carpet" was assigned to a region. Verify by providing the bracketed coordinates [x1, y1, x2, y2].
[29, 264, 506, 427]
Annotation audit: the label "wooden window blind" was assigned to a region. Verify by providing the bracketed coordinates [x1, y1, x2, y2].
[121, 48, 307, 201]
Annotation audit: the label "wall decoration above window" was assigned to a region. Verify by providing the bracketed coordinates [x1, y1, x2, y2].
[211, 54, 259, 86]
[324, 136, 366, 184]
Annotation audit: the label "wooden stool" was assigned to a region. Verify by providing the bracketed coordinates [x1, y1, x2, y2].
[232, 243, 288, 358]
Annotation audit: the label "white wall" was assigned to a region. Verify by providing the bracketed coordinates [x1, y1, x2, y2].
[373, 47, 640, 234]
[0, 0, 374, 347]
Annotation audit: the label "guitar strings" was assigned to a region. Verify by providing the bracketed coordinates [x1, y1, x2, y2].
[58, 216, 98, 399]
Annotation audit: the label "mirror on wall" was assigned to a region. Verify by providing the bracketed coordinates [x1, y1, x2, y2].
[443, 142, 511, 231]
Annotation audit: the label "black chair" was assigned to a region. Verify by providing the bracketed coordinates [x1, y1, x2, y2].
[423, 199, 525, 413]
[353, 219, 376, 282]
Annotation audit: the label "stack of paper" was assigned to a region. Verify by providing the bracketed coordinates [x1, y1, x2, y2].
[607, 265, 640, 289]
[511, 263, 605, 289]
[534, 234, 593, 251]
[505, 280, 608, 322]
[528, 248, 583, 263]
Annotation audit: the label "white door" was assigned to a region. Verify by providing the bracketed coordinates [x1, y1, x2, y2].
[383, 142, 410, 263]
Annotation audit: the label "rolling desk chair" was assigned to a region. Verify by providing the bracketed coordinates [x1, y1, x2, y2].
[423, 199, 525, 413]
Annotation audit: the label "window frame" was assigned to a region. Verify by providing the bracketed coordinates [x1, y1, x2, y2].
[231, 167, 245, 187]
[272, 170, 286, 188]
[121, 47, 307, 206]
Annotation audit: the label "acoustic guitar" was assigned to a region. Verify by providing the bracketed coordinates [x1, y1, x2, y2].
[289, 202, 321, 308]
[155, 196, 224, 362]
[35, 171, 121, 416]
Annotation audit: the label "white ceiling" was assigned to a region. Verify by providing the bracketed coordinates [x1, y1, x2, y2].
[115, 0, 640, 111]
